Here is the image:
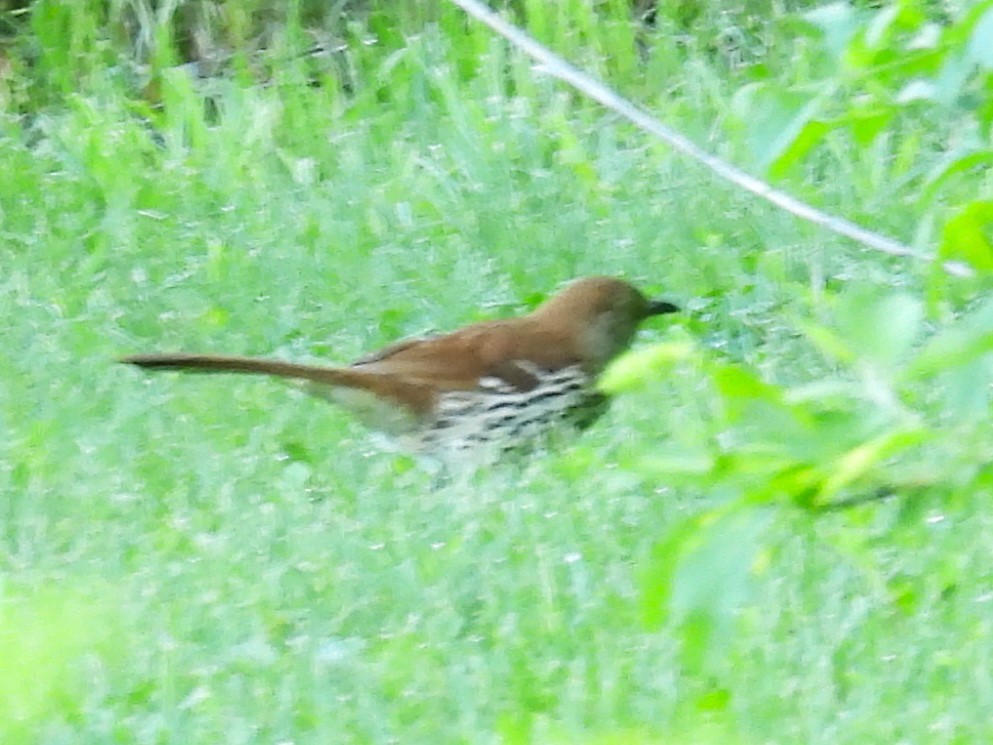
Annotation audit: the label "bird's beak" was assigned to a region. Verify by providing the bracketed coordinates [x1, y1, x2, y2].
[647, 298, 679, 316]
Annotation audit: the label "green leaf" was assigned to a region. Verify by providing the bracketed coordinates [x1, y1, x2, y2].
[967, 5, 993, 70]
[863, 5, 898, 45]
[931, 51, 978, 107]
[631, 449, 717, 485]
[817, 427, 929, 501]
[836, 291, 924, 369]
[800, 322, 857, 366]
[921, 149, 993, 206]
[907, 297, 993, 377]
[641, 503, 772, 671]
[803, 3, 864, 61]
[598, 340, 696, 394]
[713, 363, 783, 404]
[712, 364, 810, 439]
[769, 117, 831, 178]
[733, 83, 829, 172]
[937, 357, 993, 420]
[939, 200, 993, 273]
[640, 513, 703, 631]
[896, 79, 939, 104]
[844, 107, 895, 147]
[785, 379, 865, 405]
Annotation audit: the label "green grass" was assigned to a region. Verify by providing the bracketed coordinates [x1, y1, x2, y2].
[2, 1, 993, 743]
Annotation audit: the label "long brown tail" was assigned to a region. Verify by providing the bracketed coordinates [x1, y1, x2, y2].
[120, 353, 360, 385]
[119, 353, 435, 414]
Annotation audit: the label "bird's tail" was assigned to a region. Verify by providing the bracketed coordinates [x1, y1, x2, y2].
[120, 353, 365, 386]
[119, 353, 435, 420]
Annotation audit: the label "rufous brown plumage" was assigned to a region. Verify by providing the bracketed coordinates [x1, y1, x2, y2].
[121, 276, 678, 456]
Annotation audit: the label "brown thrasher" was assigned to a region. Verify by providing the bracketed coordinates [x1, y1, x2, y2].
[121, 276, 678, 456]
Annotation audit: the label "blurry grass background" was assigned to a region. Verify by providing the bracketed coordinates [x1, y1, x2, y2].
[2, 0, 993, 743]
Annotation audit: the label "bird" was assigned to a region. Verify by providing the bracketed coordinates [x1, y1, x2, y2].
[120, 276, 678, 457]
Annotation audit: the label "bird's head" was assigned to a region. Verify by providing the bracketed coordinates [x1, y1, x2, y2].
[531, 276, 679, 372]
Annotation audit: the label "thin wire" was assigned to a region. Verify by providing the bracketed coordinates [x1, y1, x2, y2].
[449, 0, 951, 269]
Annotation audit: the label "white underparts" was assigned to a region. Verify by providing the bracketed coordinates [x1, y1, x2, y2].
[417, 364, 602, 455]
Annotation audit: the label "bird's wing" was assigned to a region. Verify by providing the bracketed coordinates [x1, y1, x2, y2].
[350, 336, 437, 366]
[351, 322, 580, 394]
